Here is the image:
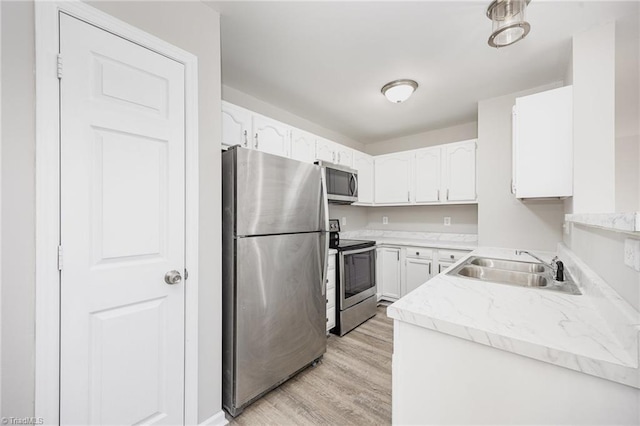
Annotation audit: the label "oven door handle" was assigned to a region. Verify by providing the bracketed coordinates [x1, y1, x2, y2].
[342, 245, 376, 256]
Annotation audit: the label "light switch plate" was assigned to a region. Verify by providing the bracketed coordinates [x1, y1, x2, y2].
[624, 238, 640, 272]
[444, 217, 451, 226]
[382, 216, 388, 225]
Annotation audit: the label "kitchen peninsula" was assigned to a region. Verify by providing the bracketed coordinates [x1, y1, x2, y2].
[388, 245, 640, 425]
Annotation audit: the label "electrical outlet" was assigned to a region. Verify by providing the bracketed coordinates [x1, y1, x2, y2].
[382, 216, 389, 225]
[341, 216, 347, 227]
[624, 238, 640, 272]
[444, 217, 451, 226]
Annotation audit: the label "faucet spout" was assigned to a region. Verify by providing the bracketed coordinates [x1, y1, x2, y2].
[515, 250, 564, 282]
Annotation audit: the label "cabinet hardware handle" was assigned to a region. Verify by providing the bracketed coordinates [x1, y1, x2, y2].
[446, 189, 449, 201]
[416, 252, 419, 256]
[439, 264, 442, 274]
[450, 254, 454, 259]
[437, 189, 440, 201]
[333, 152, 336, 163]
[407, 191, 410, 202]
[429, 263, 431, 275]
[254, 133, 259, 149]
[243, 130, 248, 147]
[397, 251, 399, 261]
[338, 152, 341, 163]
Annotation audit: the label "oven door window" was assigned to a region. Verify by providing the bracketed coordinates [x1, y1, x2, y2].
[343, 249, 375, 298]
[326, 168, 356, 197]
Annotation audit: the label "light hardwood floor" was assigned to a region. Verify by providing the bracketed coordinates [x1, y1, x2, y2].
[229, 304, 393, 426]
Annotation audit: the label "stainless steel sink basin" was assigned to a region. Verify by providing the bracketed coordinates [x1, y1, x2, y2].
[469, 257, 546, 274]
[448, 256, 582, 295]
[456, 265, 549, 288]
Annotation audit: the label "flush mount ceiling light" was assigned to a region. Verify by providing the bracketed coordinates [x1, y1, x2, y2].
[486, 0, 531, 48]
[381, 79, 418, 103]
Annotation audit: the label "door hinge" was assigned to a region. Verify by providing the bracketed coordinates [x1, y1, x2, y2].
[57, 54, 63, 79]
[57, 245, 64, 271]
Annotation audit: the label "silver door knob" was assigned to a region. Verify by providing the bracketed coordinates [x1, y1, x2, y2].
[164, 270, 182, 285]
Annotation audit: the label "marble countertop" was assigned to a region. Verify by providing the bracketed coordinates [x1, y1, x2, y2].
[565, 212, 640, 233]
[387, 246, 640, 389]
[339, 229, 478, 251]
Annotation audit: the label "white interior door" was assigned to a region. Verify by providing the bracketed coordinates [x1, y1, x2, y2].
[59, 13, 186, 425]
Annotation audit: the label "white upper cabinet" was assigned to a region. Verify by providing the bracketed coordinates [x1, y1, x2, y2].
[443, 140, 477, 202]
[252, 114, 291, 158]
[335, 145, 353, 168]
[316, 138, 338, 163]
[415, 147, 442, 203]
[221, 101, 252, 149]
[375, 152, 413, 204]
[290, 129, 317, 164]
[353, 151, 374, 204]
[512, 85, 573, 199]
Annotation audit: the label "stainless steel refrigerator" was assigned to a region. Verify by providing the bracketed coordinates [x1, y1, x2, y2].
[222, 146, 329, 417]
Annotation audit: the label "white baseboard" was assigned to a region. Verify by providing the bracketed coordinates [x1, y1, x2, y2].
[199, 410, 228, 426]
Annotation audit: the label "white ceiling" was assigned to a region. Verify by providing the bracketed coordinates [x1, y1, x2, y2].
[207, 1, 637, 143]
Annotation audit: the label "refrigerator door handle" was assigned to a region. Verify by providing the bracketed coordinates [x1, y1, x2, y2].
[320, 168, 330, 296]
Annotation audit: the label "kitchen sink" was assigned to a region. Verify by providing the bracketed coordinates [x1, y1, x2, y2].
[455, 265, 549, 288]
[469, 257, 546, 274]
[448, 256, 582, 295]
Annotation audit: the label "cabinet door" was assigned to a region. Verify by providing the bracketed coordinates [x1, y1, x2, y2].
[353, 151, 374, 204]
[221, 102, 252, 149]
[514, 86, 572, 198]
[415, 147, 442, 203]
[252, 114, 291, 158]
[405, 258, 432, 295]
[379, 247, 401, 300]
[443, 140, 476, 202]
[316, 138, 337, 163]
[291, 129, 317, 164]
[374, 153, 413, 204]
[335, 145, 353, 168]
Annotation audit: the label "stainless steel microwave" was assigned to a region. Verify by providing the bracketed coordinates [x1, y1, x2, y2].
[316, 161, 358, 204]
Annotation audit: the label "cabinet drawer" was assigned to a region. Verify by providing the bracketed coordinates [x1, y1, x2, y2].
[326, 306, 336, 331]
[405, 247, 433, 259]
[326, 286, 336, 309]
[438, 249, 470, 263]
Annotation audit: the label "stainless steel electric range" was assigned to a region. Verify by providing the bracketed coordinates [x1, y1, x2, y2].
[328, 219, 377, 336]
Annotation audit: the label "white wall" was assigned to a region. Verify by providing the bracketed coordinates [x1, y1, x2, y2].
[565, 225, 640, 311]
[477, 82, 566, 251]
[328, 205, 369, 232]
[1, 1, 223, 422]
[223, 85, 365, 151]
[615, 9, 640, 212]
[365, 205, 477, 234]
[571, 22, 616, 214]
[1, 1, 36, 416]
[364, 121, 477, 156]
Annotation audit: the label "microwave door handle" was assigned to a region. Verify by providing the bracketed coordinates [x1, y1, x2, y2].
[350, 173, 358, 197]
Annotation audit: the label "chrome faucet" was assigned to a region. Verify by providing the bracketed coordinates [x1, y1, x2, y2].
[515, 250, 565, 282]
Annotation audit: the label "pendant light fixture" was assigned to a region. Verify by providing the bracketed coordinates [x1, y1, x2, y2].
[486, 0, 531, 48]
[381, 79, 418, 103]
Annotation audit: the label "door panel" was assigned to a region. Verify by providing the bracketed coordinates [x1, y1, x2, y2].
[415, 148, 441, 203]
[235, 233, 326, 406]
[60, 13, 185, 425]
[253, 114, 290, 157]
[374, 153, 413, 204]
[222, 102, 251, 149]
[405, 258, 432, 295]
[445, 141, 476, 202]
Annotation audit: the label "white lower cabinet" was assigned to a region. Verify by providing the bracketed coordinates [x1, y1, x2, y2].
[378, 247, 402, 300]
[377, 246, 471, 301]
[404, 249, 433, 295]
[326, 253, 336, 332]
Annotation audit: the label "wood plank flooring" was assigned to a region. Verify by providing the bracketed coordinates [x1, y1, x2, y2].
[229, 304, 393, 426]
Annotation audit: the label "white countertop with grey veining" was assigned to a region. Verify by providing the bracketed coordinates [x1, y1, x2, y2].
[339, 229, 478, 251]
[387, 246, 640, 389]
